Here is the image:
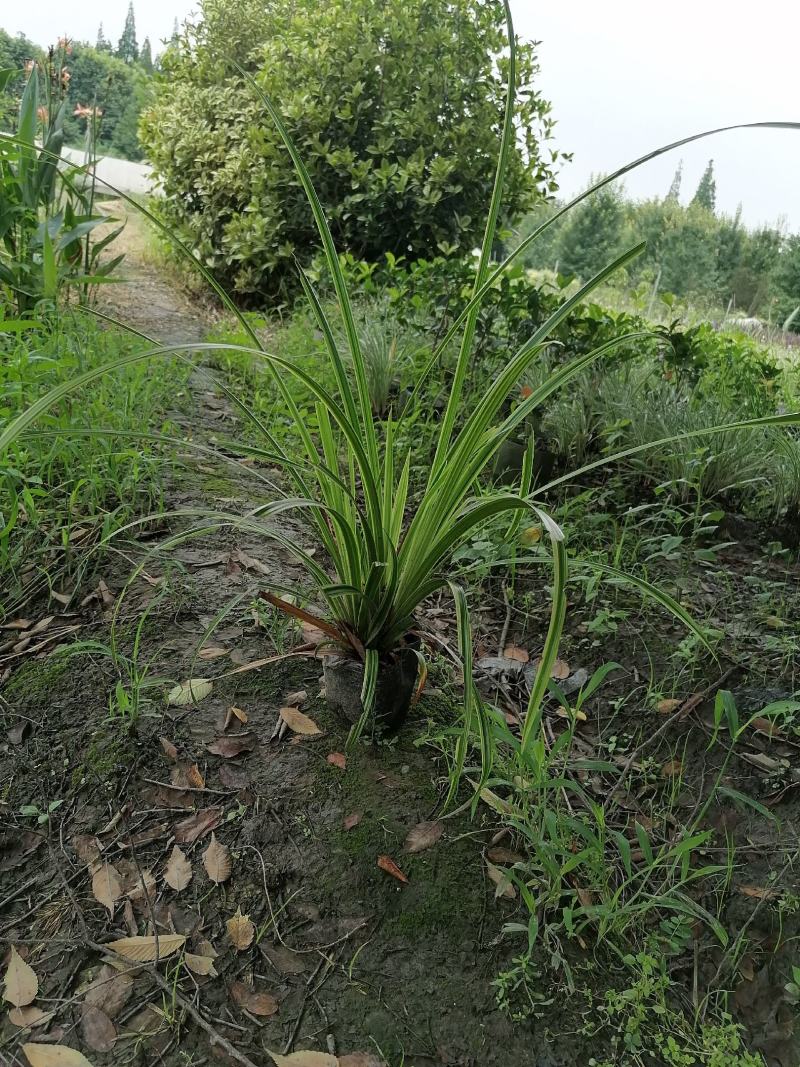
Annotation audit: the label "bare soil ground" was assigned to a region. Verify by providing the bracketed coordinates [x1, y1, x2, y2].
[2, 209, 800, 1067]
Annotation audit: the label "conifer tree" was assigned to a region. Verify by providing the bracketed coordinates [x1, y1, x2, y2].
[691, 159, 716, 213]
[96, 23, 111, 52]
[140, 37, 153, 73]
[117, 3, 139, 64]
[666, 161, 682, 201]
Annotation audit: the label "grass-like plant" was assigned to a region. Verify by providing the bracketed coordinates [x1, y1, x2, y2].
[0, 54, 123, 314]
[2, 2, 799, 793]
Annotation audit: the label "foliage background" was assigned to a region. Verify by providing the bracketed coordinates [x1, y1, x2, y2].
[140, 0, 565, 302]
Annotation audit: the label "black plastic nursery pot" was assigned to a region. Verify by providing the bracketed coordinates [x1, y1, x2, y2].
[322, 634, 421, 731]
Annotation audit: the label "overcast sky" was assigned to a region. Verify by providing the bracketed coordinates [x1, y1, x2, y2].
[5, 0, 800, 230]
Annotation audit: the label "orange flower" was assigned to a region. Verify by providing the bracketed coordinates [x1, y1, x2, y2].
[36, 106, 47, 123]
[520, 384, 533, 399]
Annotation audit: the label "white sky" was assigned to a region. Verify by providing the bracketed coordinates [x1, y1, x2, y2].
[5, 0, 800, 230]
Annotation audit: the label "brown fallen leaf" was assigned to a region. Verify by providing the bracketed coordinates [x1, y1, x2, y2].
[83, 966, 133, 1020]
[174, 807, 222, 844]
[226, 908, 255, 951]
[71, 835, 102, 873]
[660, 759, 683, 778]
[3, 946, 38, 1008]
[207, 734, 256, 758]
[223, 705, 249, 730]
[218, 764, 251, 790]
[284, 690, 307, 707]
[266, 1051, 337, 1067]
[91, 863, 123, 918]
[503, 645, 529, 663]
[8, 1006, 52, 1028]
[279, 707, 321, 736]
[125, 868, 156, 904]
[326, 751, 346, 770]
[184, 953, 217, 977]
[485, 860, 516, 900]
[230, 980, 278, 1017]
[403, 821, 443, 854]
[198, 646, 228, 660]
[486, 847, 525, 865]
[339, 1055, 387, 1067]
[164, 846, 193, 892]
[377, 855, 408, 884]
[738, 885, 781, 901]
[196, 940, 218, 959]
[260, 942, 306, 976]
[749, 716, 784, 739]
[171, 763, 206, 790]
[80, 1006, 116, 1053]
[342, 812, 362, 831]
[21, 1046, 94, 1066]
[202, 834, 232, 884]
[656, 698, 682, 715]
[106, 934, 186, 962]
[159, 737, 178, 761]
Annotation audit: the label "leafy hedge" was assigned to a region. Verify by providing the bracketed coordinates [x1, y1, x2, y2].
[140, 0, 564, 302]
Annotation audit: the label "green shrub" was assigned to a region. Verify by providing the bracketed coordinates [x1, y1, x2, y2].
[140, 0, 563, 302]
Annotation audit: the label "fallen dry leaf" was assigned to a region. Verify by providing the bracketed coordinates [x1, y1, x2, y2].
[159, 737, 178, 761]
[202, 834, 232, 884]
[198, 646, 228, 661]
[343, 812, 362, 831]
[218, 764, 251, 790]
[91, 865, 122, 918]
[106, 934, 186, 962]
[503, 645, 529, 663]
[266, 1052, 337, 1067]
[166, 679, 213, 707]
[8, 1006, 51, 1028]
[750, 716, 784, 739]
[226, 908, 255, 951]
[184, 953, 217, 977]
[207, 734, 256, 758]
[377, 855, 408, 884]
[80, 1007, 116, 1053]
[171, 763, 205, 790]
[486, 847, 525, 865]
[485, 860, 516, 900]
[196, 940, 218, 959]
[223, 705, 248, 730]
[403, 821, 443, 854]
[260, 942, 306, 975]
[339, 1055, 386, 1067]
[3, 946, 38, 1008]
[83, 966, 133, 1020]
[326, 752, 346, 770]
[284, 690, 307, 707]
[656, 698, 683, 715]
[164, 846, 193, 892]
[230, 981, 278, 1017]
[660, 759, 683, 778]
[72, 835, 102, 872]
[738, 885, 781, 901]
[279, 707, 321, 736]
[22, 1046, 94, 1067]
[174, 807, 222, 845]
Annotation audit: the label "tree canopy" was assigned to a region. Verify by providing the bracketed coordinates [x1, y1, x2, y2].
[140, 0, 564, 301]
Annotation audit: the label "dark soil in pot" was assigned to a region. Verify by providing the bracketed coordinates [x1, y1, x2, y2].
[323, 634, 421, 731]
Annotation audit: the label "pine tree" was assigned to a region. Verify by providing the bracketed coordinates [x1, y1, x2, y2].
[666, 161, 682, 201]
[96, 23, 111, 51]
[140, 37, 153, 74]
[117, 3, 139, 64]
[171, 18, 180, 44]
[691, 159, 716, 213]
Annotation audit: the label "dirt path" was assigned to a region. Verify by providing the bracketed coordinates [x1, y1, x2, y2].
[2, 210, 575, 1066]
